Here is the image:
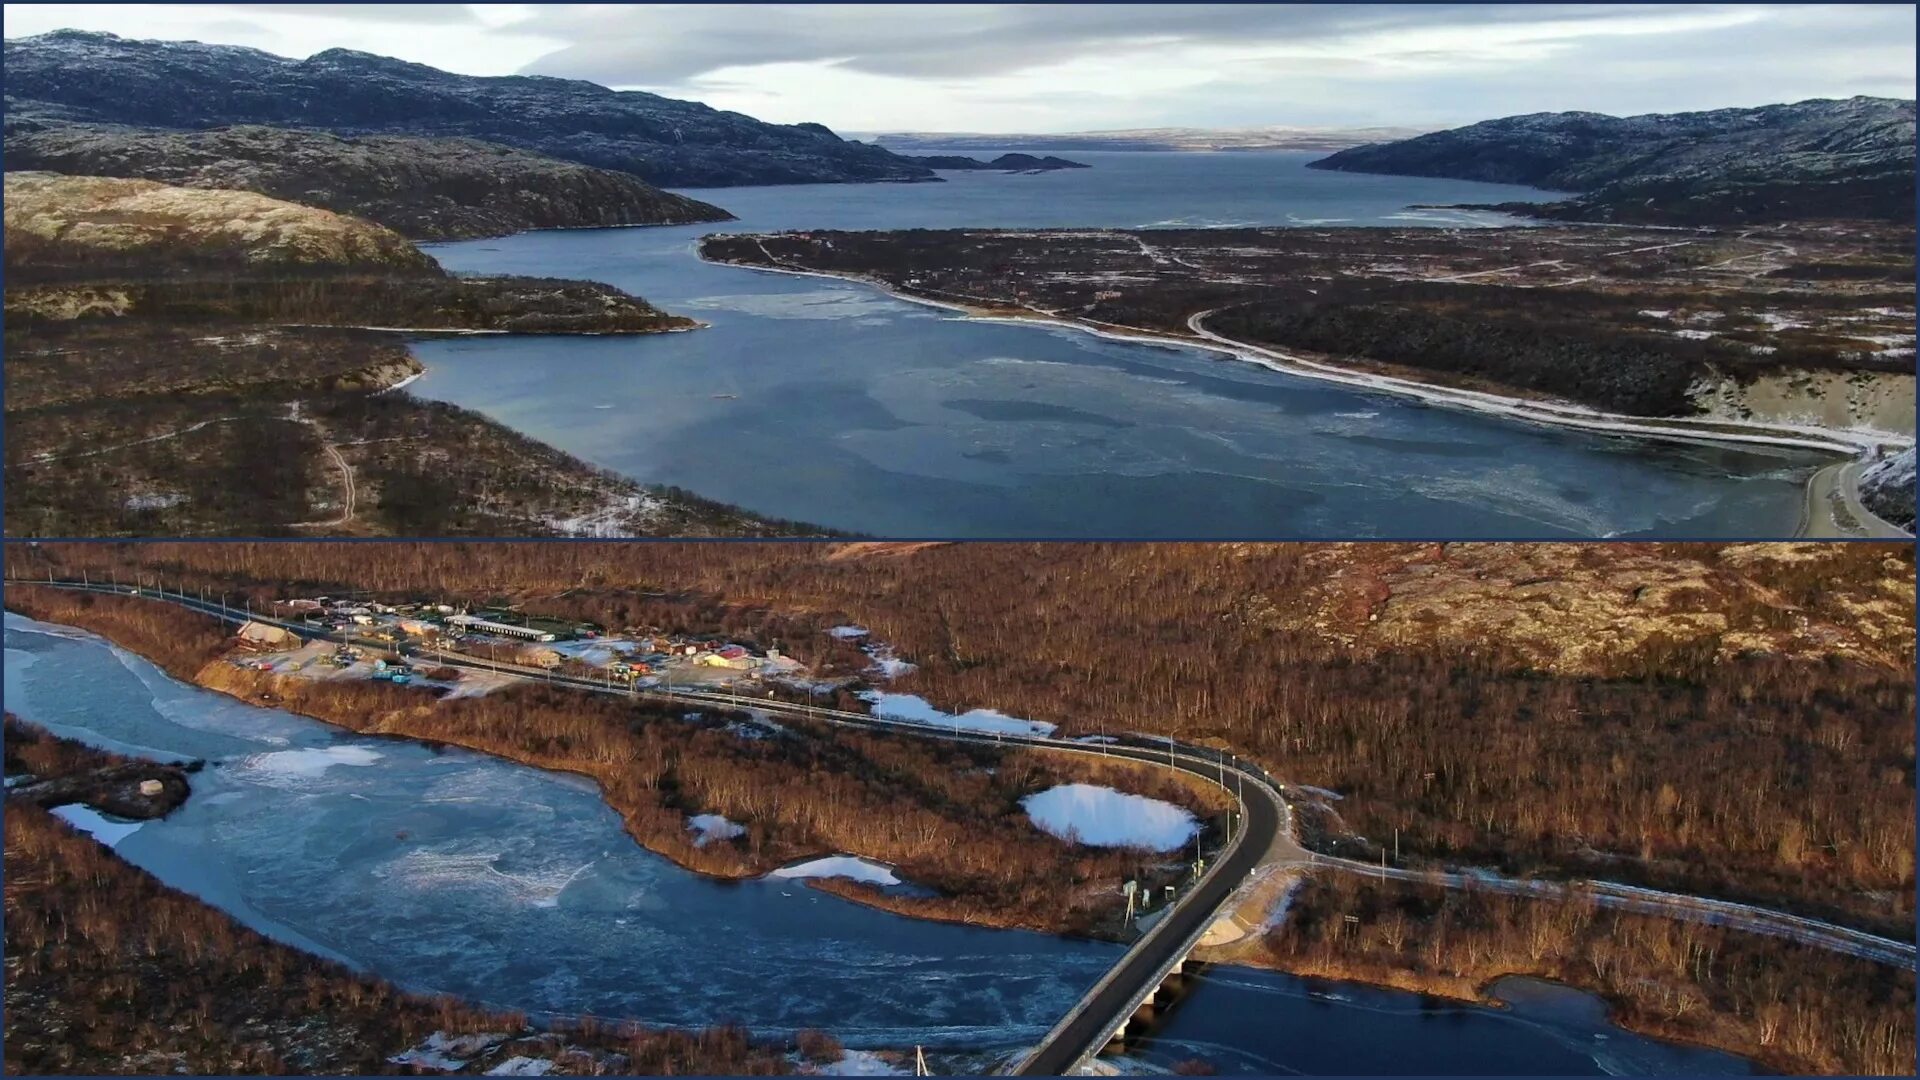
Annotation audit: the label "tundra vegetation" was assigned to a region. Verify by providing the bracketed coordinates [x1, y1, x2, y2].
[702, 221, 1915, 420]
[1, 173, 821, 538]
[4, 541, 1911, 1074]
[1269, 874, 1913, 1076]
[2, 717, 789, 1076]
[6, 124, 735, 241]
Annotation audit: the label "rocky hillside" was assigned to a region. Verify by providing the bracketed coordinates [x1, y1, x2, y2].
[3, 30, 934, 187]
[1312, 97, 1916, 225]
[1860, 447, 1917, 531]
[3, 171, 436, 277]
[5, 123, 733, 240]
[3, 172, 689, 332]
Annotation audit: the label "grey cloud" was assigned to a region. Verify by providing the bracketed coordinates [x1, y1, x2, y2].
[507, 3, 1713, 85]
[217, 3, 482, 25]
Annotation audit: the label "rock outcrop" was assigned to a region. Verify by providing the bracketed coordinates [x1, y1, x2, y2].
[3, 171, 437, 276]
[1311, 97, 1916, 225]
[3, 30, 935, 187]
[6, 123, 734, 240]
[1859, 447, 1916, 530]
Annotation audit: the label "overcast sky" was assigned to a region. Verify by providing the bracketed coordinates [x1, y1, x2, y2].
[5, 3, 1913, 132]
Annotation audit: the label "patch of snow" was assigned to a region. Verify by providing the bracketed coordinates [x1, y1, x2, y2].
[51, 804, 145, 847]
[543, 493, 662, 538]
[388, 1032, 507, 1071]
[688, 813, 746, 847]
[1296, 784, 1344, 801]
[486, 1057, 555, 1076]
[1753, 312, 1807, 331]
[865, 649, 918, 680]
[828, 625, 870, 639]
[1671, 328, 1717, 340]
[819, 1050, 907, 1076]
[859, 691, 1054, 737]
[1021, 783, 1198, 851]
[768, 855, 900, 886]
[124, 492, 187, 511]
[1637, 309, 1673, 319]
[1074, 735, 1120, 745]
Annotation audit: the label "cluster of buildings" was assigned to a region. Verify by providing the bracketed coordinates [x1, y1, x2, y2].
[262, 596, 799, 688]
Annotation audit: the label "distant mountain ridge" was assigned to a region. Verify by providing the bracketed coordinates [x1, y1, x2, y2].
[873, 126, 1431, 153]
[1310, 97, 1917, 225]
[2, 30, 935, 187]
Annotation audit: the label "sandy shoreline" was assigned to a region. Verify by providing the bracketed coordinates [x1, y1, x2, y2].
[699, 251, 1915, 538]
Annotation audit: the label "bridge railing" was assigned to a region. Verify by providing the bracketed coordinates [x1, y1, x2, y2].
[1010, 760, 1283, 1075]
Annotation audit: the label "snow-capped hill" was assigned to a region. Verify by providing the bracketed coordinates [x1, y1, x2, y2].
[3, 30, 935, 188]
[1311, 96, 1916, 225]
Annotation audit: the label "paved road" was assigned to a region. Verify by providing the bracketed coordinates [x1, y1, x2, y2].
[1014, 767, 1284, 1076]
[1312, 855, 1917, 969]
[1800, 459, 1913, 539]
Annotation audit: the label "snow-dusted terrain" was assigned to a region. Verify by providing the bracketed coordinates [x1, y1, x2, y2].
[768, 855, 902, 886]
[859, 691, 1055, 737]
[687, 813, 746, 846]
[1859, 446, 1916, 530]
[1021, 784, 1198, 850]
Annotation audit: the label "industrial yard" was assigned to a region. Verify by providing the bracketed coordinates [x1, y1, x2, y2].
[228, 596, 817, 697]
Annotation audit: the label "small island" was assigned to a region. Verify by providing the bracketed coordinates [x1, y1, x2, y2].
[903, 152, 1092, 173]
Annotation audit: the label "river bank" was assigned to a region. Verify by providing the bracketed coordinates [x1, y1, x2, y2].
[1197, 871, 1911, 1076]
[2, 717, 794, 1076]
[698, 250, 1910, 540]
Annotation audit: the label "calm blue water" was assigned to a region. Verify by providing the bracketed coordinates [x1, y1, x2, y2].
[1131, 969, 1753, 1075]
[409, 151, 1821, 539]
[7, 613, 1757, 1073]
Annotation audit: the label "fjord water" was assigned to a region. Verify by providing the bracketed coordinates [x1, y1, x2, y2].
[410, 150, 1821, 538]
[6, 614, 1755, 1074]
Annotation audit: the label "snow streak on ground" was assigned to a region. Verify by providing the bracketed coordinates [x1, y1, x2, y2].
[1021, 784, 1197, 851]
[485, 1057, 556, 1076]
[858, 691, 1054, 737]
[819, 1049, 908, 1075]
[768, 856, 901, 886]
